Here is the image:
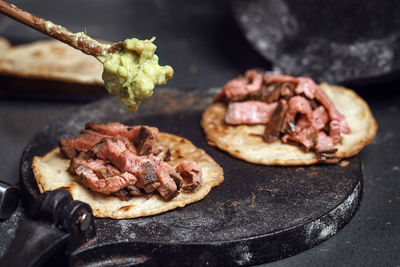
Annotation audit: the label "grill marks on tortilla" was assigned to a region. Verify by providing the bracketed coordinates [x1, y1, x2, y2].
[216, 71, 351, 163]
[59, 122, 203, 201]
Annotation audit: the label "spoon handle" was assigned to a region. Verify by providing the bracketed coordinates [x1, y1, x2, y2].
[0, 0, 105, 57]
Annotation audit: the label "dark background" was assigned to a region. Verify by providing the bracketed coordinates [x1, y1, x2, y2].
[0, 0, 399, 266]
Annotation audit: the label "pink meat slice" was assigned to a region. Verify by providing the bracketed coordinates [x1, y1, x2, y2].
[91, 137, 178, 200]
[265, 73, 350, 137]
[314, 89, 351, 134]
[86, 122, 129, 136]
[59, 130, 108, 159]
[225, 101, 278, 125]
[286, 96, 314, 125]
[315, 131, 338, 153]
[176, 160, 203, 193]
[70, 156, 138, 195]
[86, 122, 160, 146]
[215, 69, 263, 101]
[312, 106, 329, 130]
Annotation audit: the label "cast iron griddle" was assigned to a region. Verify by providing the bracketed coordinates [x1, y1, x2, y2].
[231, 0, 400, 84]
[20, 89, 362, 266]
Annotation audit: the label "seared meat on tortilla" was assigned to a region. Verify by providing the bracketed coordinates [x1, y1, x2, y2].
[216, 72, 351, 162]
[202, 70, 377, 165]
[60, 122, 159, 158]
[62, 122, 203, 201]
[225, 101, 278, 125]
[176, 160, 203, 193]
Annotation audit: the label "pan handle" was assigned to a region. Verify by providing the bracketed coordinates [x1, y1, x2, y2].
[0, 181, 19, 220]
[0, 218, 70, 267]
[0, 189, 96, 266]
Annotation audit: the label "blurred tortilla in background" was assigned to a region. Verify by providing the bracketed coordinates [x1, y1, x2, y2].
[0, 37, 105, 98]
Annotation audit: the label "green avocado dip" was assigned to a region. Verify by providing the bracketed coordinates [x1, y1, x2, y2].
[97, 37, 173, 112]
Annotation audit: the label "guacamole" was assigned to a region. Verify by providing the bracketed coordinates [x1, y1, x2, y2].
[97, 38, 173, 112]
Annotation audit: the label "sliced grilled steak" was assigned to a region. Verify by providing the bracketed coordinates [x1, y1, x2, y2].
[59, 129, 107, 159]
[286, 96, 314, 125]
[85, 122, 129, 136]
[113, 188, 132, 201]
[176, 160, 203, 193]
[154, 161, 179, 201]
[264, 99, 288, 143]
[166, 164, 183, 191]
[249, 81, 295, 103]
[137, 161, 160, 193]
[59, 139, 77, 159]
[316, 132, 339, 163]
[62, 123, 202, 201]
[69, 154, 138, 195]
[85, 122, 159, 154]
[315, 132, 337, 153]
[216, 70, 352, 161]
[225, 101, 278, 125]
[248, 82, 279, 102]
[127, 185, 144, 196]
[91, 137, 179, 201]
[312, 106, 329, 130]
[215, 69, 263, 102]
[134, 126, 158, 155]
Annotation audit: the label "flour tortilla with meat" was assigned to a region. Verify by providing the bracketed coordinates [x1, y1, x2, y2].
[202, 83, 377, 165]
[33, 132, 224, 219]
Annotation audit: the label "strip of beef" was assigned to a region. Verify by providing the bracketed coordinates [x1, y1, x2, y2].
[264, 99, 288, 143]
[312, 106, 329, 130]
[225, 101, 278, 125]
[137, 161, 160, 193]
[282, 127, 318, 151]
[85, 122, 158, 146]
[281, 96, 317, 150]
[166, 164, 183, 191]
[91, 137, 178, 200]
[295, 77, 317, 99]
[286, 96, 314, 125]
[59, 129, 108, 159]
[156, 161, 180, 200]
[134, 126, 158, 155]
[216, 71, 346, 162]
[249, 81, 295, 103]
[61, 122, 159, 158]
[176, 160, 203, 193]
[86, 122, 159, 153]
[315, 132, 339, 163]
[264, 73, 299, 84]
[69, 154, 138, 195]
[264, 73, 350, 137]
[113, 186, 143, 200]
[214, 69, 263, 102]
[86, 121, 126, 134]
[313, 89, 350, 143]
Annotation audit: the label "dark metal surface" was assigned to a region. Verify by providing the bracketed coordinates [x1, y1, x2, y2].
[231, 0, 400, 84]
[0, 189, 96, 267]
[0, 218, 70, 267]
[19, 89, 362, 265]
[0, 181, 19, 220]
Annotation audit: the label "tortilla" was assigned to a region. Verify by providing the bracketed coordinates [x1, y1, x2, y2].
[32, 132, 224, 219]
[201, 83, 377, 165]
[0, 38, 103, 84]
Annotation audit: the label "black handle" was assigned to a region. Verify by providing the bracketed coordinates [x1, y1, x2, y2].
[0, 218, 70, 267]
[0, 189, 96, 266]
[0, 181, 19, 220]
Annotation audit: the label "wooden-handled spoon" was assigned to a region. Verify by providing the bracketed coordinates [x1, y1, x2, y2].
[0, 0, 122, 57]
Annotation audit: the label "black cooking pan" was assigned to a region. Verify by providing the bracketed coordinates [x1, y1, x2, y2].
[231, 0, 400, 85]
[2, 89, 362, 266]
